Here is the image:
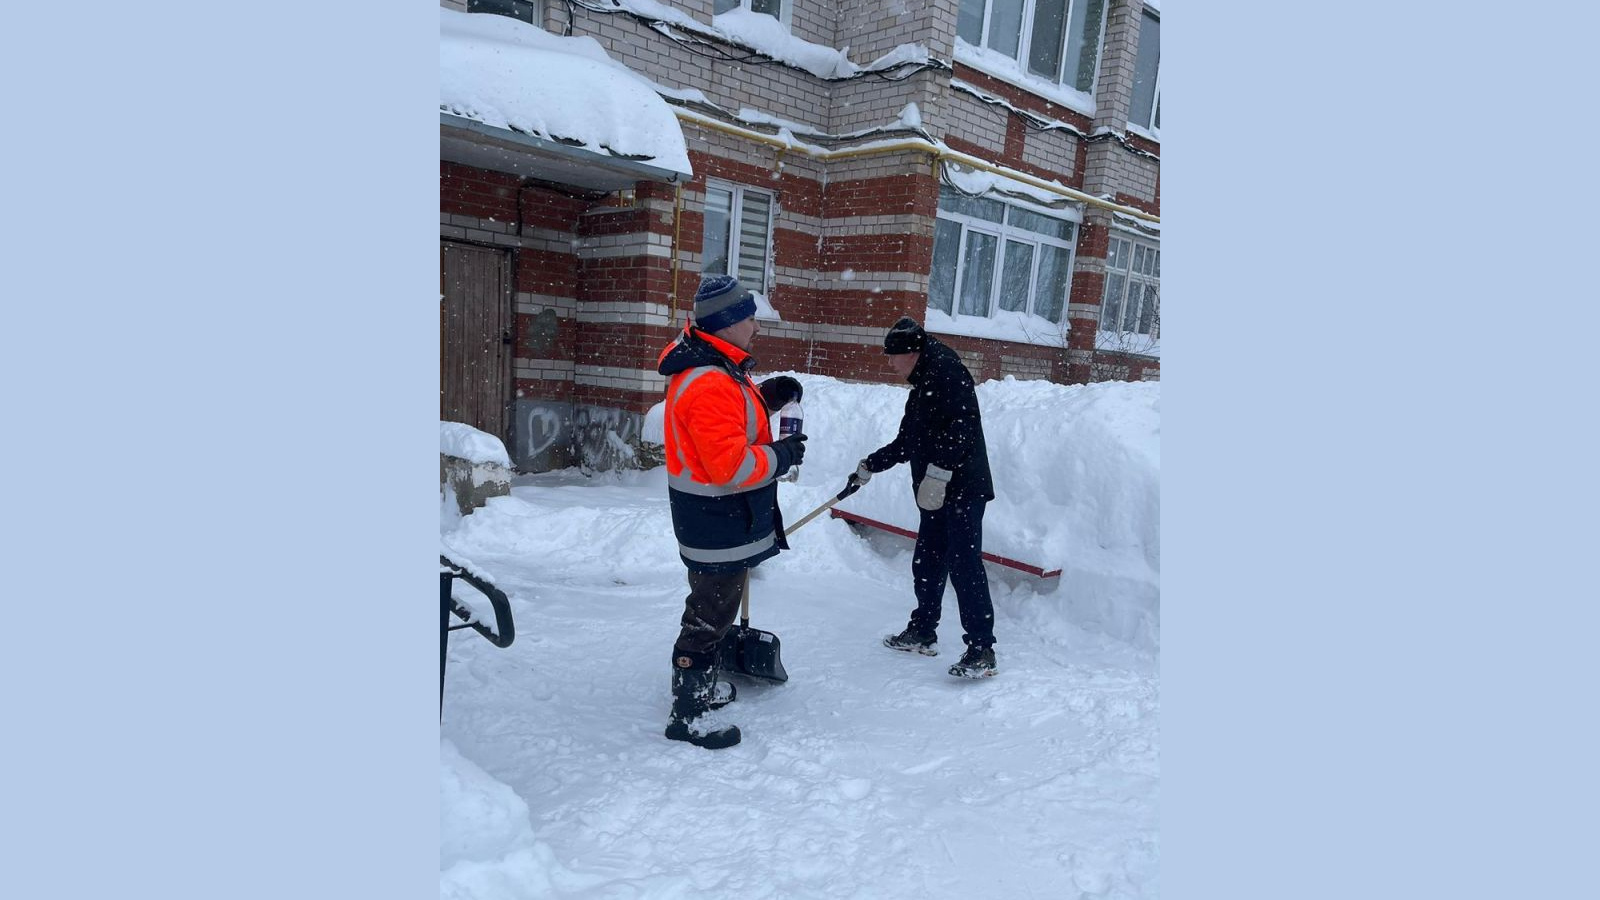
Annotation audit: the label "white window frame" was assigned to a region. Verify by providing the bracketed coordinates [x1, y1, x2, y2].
[701, 179, 775, 296]
[713, 0, 791, 27]
[1128, 8, 1161, 138]
[1099, 232, 1160, 339]
[958, 0, 1110, 93]
[929, 188, 1080, 326]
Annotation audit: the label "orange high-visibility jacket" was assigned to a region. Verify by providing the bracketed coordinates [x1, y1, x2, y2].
[657, 326, 787, 572]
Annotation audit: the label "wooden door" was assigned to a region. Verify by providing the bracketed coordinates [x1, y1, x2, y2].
[440, 241, 513, 442]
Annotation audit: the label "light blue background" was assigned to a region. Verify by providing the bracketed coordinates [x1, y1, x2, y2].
[6, 2, 1596, 898]
[1167, 2, 1595, 898]
[6, 4, 439, 898]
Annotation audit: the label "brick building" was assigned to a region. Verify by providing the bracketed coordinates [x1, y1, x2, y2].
[440, 0, 1161, 472]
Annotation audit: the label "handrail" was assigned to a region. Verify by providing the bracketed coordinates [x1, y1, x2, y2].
[440, 555, 516, 648]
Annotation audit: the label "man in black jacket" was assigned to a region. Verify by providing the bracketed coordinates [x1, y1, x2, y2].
[850, 317, 999, 678]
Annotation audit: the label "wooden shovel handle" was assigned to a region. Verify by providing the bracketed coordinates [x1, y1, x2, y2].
[740, 568, 751, 626]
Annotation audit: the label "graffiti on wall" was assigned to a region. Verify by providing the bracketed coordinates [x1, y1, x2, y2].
[574, 405, 657, 473]
[512, 399, 573, 472]
[511, 400, 660, 473]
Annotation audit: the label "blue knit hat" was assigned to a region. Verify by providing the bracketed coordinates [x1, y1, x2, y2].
[694, 275, 757, 333]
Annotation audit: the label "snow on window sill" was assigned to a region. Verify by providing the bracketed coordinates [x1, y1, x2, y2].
[1127, 123, 1160, 144]
[924, 307, 1069, 349]
[952, 40, 1096, 119]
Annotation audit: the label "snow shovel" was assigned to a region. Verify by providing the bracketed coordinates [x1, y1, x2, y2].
[714, 479, 864, 682]
[716, 569, 789, 683]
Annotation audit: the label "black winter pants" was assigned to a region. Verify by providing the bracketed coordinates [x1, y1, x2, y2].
[673, 569, 746, 657]
[908, 498, 996, 650]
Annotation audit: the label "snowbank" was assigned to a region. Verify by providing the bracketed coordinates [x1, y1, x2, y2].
[642, 372, 1160, 649]
[441, 739, 611, 899]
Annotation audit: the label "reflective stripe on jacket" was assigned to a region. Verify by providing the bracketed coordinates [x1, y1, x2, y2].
[657, 326, 787, 573]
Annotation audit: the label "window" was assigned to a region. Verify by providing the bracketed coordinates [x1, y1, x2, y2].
[956, 0, 1108, 93]
[467, 0, 540, 27]
[714, 0, 786, 23]
[701, 181, 774, 294]
[928, 187, 1078, 325]
[1100, 235, 1159, 338]
[1129, 9, 1160, 133]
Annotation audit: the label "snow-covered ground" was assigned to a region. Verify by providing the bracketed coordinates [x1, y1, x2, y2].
[440, 374, 1160, 899]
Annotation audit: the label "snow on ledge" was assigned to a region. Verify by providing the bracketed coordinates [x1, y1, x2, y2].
[943, 161, 1085, 218]
[440, 422, 512, 467]
[953, 39, 1096, 118]
[925, 307, 1069, 348]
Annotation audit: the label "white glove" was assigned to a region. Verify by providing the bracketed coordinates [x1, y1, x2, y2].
[916, 465, 952, 511]
[852, 460, 873, 485]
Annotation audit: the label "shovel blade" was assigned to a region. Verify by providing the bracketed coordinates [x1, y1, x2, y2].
[717, 625, 788, 683]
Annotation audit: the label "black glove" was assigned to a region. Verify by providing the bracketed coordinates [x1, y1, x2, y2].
[771, 432, 807, 475]
[759, 376, 803, 411]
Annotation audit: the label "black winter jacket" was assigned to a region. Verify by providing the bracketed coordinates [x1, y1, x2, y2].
[865, 336, 995, 504]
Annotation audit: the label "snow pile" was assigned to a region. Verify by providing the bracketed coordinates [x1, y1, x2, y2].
[440, 422, 512, 467]
[712, 9, 859, 78]
[440, 739, 605, 900]
[636, 371, 1159, 648]
[777, 374, 1159, 649]
[439, 7, 692, 175]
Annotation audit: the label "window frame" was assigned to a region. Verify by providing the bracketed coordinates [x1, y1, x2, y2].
[700, 179, 776, 297]
[713, 0, 791, 27]
[929, 187, 1081, 327]
[1098, 232, 1160, 340]
[1128, 8, 1161, 138]
[466, 0, 542, 28]
[958, 0, 1109, 94]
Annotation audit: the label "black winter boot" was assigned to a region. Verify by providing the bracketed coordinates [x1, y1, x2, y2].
[948, 645, 997, 678]
[707, 669, 736, 710]
[882, 626, 939, 656]
[665, 651, 742, 749]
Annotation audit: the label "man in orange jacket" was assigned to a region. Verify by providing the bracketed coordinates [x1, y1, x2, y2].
[657, 275, 806, 749]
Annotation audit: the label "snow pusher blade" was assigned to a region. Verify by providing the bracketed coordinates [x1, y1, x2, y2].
[717, 570, 788, 682]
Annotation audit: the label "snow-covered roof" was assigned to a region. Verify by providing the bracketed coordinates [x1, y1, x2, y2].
[439, 7, 691, 177]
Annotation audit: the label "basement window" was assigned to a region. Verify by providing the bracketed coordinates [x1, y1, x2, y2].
[467, 0, 541, 28]
[714, 0, 788, 25]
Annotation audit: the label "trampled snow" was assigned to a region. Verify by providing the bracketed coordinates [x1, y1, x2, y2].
[441, 372, 1159, 898]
